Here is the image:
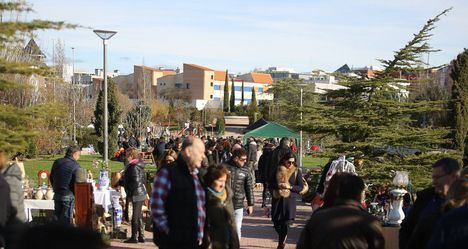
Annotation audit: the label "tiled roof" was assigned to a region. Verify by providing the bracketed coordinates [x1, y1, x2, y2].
[214, 70, 229, 81]
[184, 63, 214, 71]
[251, 73, 273, 84]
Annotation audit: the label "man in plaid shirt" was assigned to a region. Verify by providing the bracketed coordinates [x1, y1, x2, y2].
[151, 136, 207, 249]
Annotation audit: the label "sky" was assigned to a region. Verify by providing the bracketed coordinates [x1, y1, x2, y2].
[28, 0, 468, 75]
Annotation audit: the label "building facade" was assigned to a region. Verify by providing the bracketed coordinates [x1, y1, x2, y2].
[157, 63, 274, 108]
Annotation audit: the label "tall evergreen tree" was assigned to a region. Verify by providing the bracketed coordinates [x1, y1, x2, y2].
[241, 80, 245, 106]
[93, 78, 122, 156]
[250, 88, 258, 112]
[248, 88, 259, 123]
[303, 9, 454, 189]
[230, 78, 235, 113]
[223, 70, 230, 112]
[450, 49, 468, 162]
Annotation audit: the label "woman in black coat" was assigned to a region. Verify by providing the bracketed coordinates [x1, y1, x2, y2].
[258, 142, 274, 207]
[122, 148, 147, 243]
[204, 165, 239, 249]
[270, 152, 303, 249]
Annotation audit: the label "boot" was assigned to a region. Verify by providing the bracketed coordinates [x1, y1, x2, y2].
[137, 217, 145, 243]
[124, 237, 138, 243]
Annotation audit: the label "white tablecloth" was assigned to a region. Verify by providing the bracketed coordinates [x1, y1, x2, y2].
[24, 189, 118, 221]
[24, 199, 54, 222]
[93, 189, 118, 213]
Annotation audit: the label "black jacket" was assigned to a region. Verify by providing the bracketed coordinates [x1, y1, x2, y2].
[399, 187, 442, 249]
[297, 199, 385, 249]
[128, 136, 140, 148]
[124, 159, 147, 202]
[224, 160, 254, 210]
[50, 156, 80, 197]
[155, 142, 166, 160]
[257, 147, 273, 184]
[153, 155, 206, 249]
[427, 204, 468, 249]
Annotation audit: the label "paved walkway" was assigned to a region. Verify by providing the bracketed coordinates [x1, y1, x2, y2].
[110, 189, 310, 249]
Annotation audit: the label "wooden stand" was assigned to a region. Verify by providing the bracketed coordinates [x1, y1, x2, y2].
[74, 182, 94, 230]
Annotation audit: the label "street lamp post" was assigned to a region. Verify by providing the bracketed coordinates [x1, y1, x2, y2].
[94, 29, 117, 165]
[71, 47, 77, 145]
[300, 88, 303, 167]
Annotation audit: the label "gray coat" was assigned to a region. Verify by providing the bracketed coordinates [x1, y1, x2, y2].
[2, 163, 25, 222]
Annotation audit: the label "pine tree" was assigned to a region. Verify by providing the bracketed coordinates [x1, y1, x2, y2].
[0, 1, 76, 153]
[93, 78, 122, 156]
[303, 9, 454, 189]
[450, 49, 468, 163]
[230, 78, 235, 113]
[223, 70, 230, 112]
[241, 80, 245, 106]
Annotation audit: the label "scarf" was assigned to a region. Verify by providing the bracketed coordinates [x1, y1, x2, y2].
[207, 187, 227, 202]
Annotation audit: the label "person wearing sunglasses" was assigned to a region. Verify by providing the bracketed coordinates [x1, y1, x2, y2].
[270, 152, 304, 249]
[223, 148, 254, 241]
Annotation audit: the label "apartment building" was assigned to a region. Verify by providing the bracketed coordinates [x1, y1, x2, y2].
[157, 63, 274, 108]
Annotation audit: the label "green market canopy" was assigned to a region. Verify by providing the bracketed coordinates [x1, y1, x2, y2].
[243, 122, 300, 144]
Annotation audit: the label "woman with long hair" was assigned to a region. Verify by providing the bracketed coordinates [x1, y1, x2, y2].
[270, 152, 303, 249]
[158, 149, 177, 169]
[204, 165, 239, 249]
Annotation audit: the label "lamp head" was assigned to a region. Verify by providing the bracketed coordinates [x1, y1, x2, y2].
[93, 30, 117, 40]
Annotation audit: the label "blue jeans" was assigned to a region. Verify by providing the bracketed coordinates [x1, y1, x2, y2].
[234, 208, 244, 239]
[54, 195, 75, 224]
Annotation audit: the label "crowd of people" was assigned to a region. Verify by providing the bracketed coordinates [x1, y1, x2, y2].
[0, 135, 467, 249]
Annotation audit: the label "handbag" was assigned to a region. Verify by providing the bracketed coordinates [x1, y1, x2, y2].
[295, 169, 309, 195]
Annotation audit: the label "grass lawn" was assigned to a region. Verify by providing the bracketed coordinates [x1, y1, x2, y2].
[23, 154, 327, 184]
[302, 155, 329, 168]
[23, 154, 155, 184]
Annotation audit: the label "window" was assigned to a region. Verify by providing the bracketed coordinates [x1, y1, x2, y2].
[210, 95, 213, 99]
[211, 75, 214, 80]
[244, 87, 253, 92]
[186, 83, 190, 89]
[214, 85, 220, 90]
[210, 82, 213, 87]
[258, 88, 263, 93]
[234, 86, 241, 91]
